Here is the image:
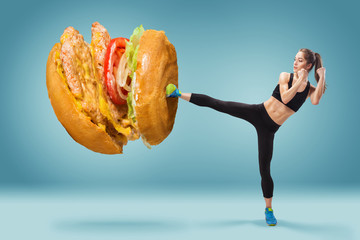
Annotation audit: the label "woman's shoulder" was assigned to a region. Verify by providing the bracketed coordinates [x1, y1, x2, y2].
[278, 72, 291, 84]
[279, 72, 291, 78]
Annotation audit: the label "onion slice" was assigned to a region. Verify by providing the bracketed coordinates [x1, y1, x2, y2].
[116, 82, 128, 100]
[115, 52, 130, 99]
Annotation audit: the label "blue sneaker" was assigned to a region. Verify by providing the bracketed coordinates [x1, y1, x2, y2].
[265, 208, 277, 226]
[166, 84, 182, 97]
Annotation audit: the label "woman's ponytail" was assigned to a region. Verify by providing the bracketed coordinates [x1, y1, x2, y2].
[314, 53, 322, 82]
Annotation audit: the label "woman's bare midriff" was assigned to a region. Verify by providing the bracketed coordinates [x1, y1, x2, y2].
[263, 96, 296, 126]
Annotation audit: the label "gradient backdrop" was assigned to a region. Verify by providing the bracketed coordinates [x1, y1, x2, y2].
[1, 0, 359, 193]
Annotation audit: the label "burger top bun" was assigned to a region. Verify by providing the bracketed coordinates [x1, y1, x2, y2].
[46, 43, 123, 154]
[135, 30, 178, 145]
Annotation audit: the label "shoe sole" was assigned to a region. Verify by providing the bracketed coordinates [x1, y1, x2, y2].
[265, 218, 277, 226]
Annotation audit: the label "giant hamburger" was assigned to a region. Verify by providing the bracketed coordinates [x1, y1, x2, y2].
[46, 22, 178, 154]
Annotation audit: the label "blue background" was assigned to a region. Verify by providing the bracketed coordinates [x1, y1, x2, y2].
[1, 0, 359, 192]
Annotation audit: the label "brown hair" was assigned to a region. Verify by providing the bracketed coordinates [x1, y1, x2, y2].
[299, 48, 327, 93]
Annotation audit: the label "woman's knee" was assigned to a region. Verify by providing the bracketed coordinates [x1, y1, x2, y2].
[259, 164, 271, 178]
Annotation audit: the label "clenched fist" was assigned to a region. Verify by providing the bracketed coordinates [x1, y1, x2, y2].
[316, 67, 326, 79]
[297, 68, 309, 83]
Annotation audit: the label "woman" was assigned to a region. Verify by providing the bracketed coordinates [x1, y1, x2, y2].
[166, 48, 327, 226]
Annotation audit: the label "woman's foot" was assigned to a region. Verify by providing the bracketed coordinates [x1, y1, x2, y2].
[265, 208, 277, 226]
[166, 84, 182, 97]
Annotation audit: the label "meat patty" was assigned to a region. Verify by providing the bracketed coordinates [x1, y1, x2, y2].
[60, 26, 103, 124]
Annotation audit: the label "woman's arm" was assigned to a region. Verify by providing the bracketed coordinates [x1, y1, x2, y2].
[279, 71, 307, 104]
[309, 67, 326, 105]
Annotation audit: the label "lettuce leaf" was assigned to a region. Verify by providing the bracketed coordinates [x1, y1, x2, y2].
[125, 25, 144, 77]
[126, 25, 144, 123]
[126, 85, 135, 122]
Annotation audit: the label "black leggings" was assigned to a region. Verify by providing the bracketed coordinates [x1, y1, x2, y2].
[189, 93, 281, 198]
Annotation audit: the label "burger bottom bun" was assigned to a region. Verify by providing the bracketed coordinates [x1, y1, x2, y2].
[135, 30, 178, 145]
[46, 43, 123, 154]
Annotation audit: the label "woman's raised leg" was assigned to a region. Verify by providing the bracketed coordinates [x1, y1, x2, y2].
[186, 93, 260, 126]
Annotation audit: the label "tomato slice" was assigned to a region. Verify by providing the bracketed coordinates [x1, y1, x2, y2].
[104, 37, 129, 105]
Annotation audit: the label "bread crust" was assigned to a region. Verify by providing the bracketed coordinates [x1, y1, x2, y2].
[135, 30, 178, 145]
[46, 43, 123, 154]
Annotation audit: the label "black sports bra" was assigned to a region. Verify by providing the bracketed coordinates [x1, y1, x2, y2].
[272, 73, 310, 112]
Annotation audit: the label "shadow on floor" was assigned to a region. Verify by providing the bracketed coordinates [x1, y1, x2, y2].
[55, 219, 187, 233]
[55, 217, 355, 239]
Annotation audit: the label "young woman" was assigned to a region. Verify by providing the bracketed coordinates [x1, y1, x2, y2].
[166, 48, 327, 226]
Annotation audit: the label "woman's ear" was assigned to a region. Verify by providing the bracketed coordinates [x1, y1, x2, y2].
[306, 63, 312, 71]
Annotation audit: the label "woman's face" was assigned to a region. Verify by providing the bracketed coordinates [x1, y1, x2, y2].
[293, 51, 312, 73]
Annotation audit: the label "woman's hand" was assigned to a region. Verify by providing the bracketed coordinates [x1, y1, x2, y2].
[297, 68, 309, 84]
[316, 67, 326, 79]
